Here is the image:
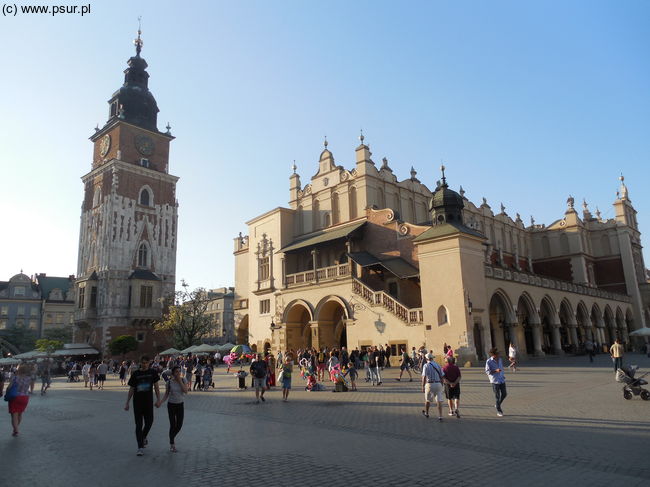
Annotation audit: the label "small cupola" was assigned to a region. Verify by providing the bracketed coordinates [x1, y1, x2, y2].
[430, 165, 464, 225]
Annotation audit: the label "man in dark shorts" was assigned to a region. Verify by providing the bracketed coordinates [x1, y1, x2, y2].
[250, 354, 269, 403]
[443, 356, 461, 418]
[396, 348, 413, 381]
[124, 355, 161, 456]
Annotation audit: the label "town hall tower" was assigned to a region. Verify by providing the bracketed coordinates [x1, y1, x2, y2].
[74, 29, 179, 355]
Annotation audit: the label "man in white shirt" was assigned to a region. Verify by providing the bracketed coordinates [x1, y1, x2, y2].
[81, 362, 91, 388]
[421, 353, 445, 421]
[97, 361, 109, 390]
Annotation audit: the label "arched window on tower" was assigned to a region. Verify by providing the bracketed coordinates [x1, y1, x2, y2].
[92, 187, 102, 208]
[377, 187, 385, 209]
[601, 234, 611, 255]
[437, 305, 449, 326]
[332, 193, 340, 225]
[296, 205, 304, 234]
[312, 199, 320, 231]
[349, 187, 358, 219]
[139, 187, 152, 207]
[137, 242, 149, 268]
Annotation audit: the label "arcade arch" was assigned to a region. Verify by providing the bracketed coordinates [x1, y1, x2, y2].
[236, 315, 249, 345]
[315, 296, 350, 349]
[285, 302, 313, 351]
[488, 291, 514, 356]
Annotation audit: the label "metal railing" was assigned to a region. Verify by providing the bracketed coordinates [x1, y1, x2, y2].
[352, 278, 423, 325]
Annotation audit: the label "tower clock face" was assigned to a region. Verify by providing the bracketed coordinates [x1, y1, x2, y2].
[135, 134, 155, 156]
[99, 134, 111, 157]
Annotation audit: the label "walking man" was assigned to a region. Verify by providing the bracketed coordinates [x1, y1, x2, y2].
[124, 355, 161, 456]
[610, 338, 624, 373]
[443, 356, 461, 418]
[97, 360, 108, 390]
[485, 348, 507, 417]
[421, 353, 445, 421]
[250, 354, 269, 403]
[396, 348, 413, 381]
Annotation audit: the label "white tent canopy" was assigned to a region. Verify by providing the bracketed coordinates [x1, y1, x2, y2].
[629, 327, 650, 337]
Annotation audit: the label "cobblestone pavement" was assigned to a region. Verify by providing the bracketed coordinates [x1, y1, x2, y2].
[2, 353, 649, 486]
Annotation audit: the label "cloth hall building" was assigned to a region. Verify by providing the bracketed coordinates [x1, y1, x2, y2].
[233, 137, 649, 362]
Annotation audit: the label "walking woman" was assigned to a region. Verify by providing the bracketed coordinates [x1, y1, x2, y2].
[281, 357, 293, 402]
[119, 361, 128, 386]
[7, 364, 33, 436]
[156, 366, 188, 452]
[88, 361, 97, 391]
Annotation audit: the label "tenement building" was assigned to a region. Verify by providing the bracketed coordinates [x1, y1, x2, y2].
[74, 30, 179, 356]
[233, 136, 649, 362]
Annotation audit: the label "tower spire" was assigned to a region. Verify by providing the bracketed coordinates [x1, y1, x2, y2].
[134, 17, 143, 57]
[440, 163, 447, 187]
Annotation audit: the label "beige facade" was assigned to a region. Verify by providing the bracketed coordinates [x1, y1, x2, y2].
[234, 138, 649, 362]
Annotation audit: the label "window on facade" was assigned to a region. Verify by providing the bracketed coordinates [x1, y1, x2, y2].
[45, 313, 54, 325]
[138, 243, 149, 267]
[324, 213, 331, 227]
[139, 188, 151, 206]
[78, 286, 86, 308]
[30, 307, 38, 316]
[56, 312, 65, 324]
[90, 286, 97, 308]
[349, 187, 358, 219]
[14, 286, 25, 297]
[140, 286, 153, 308]
[16, 319, 24, 327]
[437, 305, 448, 326]
[332, 193, 340, 224]
[313, 199, 320, 230]
[28, 320, 38, 330]
[259, 299, 270, 315]
[0, 320, 6, 329]
[259, 257, 270, 281]
[0, 306, 7, 316]
[17, 306, 25, 316]
[136, 332, 145, 342]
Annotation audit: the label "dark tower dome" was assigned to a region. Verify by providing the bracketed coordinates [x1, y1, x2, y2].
[105, 27, 160, 132]
[430, 165, 464, 225]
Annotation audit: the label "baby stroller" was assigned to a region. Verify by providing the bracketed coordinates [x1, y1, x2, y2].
[616, 366, 650, 401]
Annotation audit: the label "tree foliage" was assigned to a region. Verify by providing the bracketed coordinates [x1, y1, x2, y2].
[0, 327, 37, 353]
[155, 280, 212, 349]
[109, 335, 138, 356]
[43, 327, 72, 343]
[35, 338, 64, 354]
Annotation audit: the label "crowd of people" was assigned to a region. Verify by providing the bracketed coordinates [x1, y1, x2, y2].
[0, 337, 642, 455]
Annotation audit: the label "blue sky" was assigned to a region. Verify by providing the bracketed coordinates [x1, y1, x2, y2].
[0, 0, 648, 288]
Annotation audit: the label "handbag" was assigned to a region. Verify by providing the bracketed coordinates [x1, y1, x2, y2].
[277, 370, 284, 383]
[4, 379, 18, 402]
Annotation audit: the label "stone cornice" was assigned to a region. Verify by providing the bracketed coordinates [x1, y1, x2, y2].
[81, 159, 179, 185]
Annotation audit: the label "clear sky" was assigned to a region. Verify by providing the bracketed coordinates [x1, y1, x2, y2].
[1, 0, 648, 289]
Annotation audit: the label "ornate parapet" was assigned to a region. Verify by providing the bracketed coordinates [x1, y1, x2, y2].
[485, 265, 631, 303]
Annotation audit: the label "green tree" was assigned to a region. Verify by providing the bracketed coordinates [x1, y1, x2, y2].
[35, 338, 64, 354]
[108, 335, 138, 357]
[43, 327, 72, 343]
[155, 280, 212, 349]
[0, 327, 37, 353]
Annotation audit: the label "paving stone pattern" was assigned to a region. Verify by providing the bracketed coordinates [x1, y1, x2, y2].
[1, 353, 649, 486]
